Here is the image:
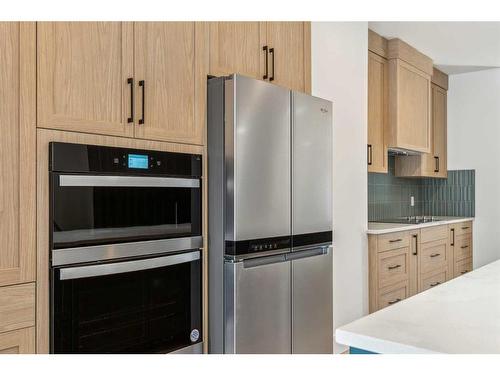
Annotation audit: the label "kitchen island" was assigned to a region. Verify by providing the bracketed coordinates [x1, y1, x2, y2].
[336, 259, 500, 353]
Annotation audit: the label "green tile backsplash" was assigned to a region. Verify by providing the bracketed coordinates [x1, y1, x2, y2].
[368, 156, 475, 221]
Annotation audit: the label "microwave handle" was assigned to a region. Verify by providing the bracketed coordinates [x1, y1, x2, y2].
[59, 250, 200, 280]
[59, 174, 200, 188]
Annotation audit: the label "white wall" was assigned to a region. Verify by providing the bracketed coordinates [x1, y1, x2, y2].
[448, 68, 500, 267]
[311, 22, 368, 352]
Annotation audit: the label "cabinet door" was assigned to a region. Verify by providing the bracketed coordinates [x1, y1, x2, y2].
[134, 22, 207, 145]
[0, 327, 35, 354]
[0, 22, 36, 287]
[209, 22, 265, 80]
[265, 22, 309, 92]
[37, 22, 134, 137]
[432, 85, 447, 177]
[368, 51, 388, 173]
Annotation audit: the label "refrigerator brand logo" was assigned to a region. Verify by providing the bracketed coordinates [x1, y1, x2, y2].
[320, 108, 328, 113]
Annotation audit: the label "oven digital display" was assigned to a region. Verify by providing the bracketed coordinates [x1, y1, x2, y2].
[128, 154, 149, 169]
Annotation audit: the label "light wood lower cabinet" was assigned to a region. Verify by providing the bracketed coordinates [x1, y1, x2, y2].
[369, 221, 473, 313]
[0, 327, 35, 354]
[0, 283, 36, 334]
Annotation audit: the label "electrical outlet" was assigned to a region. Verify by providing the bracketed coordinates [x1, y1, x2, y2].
[410, 196, 415, 207]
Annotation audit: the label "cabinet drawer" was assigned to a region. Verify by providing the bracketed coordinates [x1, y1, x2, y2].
[378, 247, 409, 288]
[454, 234, 472, 261]
[420, 239, 449, 274]
[0, 327, 35, 354]
[454, 257, 472, 278]
[420, 225, 448, 243]
[420, 269, 447, 292]
[0, 283, 35, 334]
[452, 221, 472, 237]
[377, 231, 410, 253]
[377, 281, 408, 310]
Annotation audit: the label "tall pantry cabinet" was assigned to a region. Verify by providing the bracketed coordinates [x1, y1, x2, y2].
[0, 22, 37, 354]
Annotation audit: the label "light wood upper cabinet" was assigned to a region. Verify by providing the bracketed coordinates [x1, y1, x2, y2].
[387, 39, 432, 153]
[209, 22, 265, 80]
[368, 51, 388, 173]
[0, 22, 36, 287]
[209, 22, 311, 93]
[37, 22, 134, 137]
[134, 22, 207, 145]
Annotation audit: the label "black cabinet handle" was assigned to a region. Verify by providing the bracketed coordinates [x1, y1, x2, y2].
[462, 226, 470, 230]
[127, 78, 134, 123]
[412, 234, 418, 255]
[461, 245, 469, 249]
[434, 156, 439, 172]
[388, 298, 401, 305]
[388, 264, 401, 270]
[461, 270, 468, 274]
[450, 228, 455, 246]
[139, 80, 145, 125]
[430, 281, 441, 287]
[262, 46, 269, 80]
[269, 47, 275, 81]
[389, 238, 402, 243]
[367, 144, 373, 165]
[430, 253, 441, 258]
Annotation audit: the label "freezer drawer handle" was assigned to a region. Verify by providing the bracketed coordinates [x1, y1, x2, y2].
[59, 174, 200, 188]
[243, 253, 287, 269]
[59, 250, 200, 280]
[285, 246, 330, 261]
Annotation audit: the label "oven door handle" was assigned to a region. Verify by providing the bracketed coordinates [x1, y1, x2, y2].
[59, 174, 200, 188]
[59, 250, 200, 280]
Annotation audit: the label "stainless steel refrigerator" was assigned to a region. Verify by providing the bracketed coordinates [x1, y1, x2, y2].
[208, 74, 333, 354]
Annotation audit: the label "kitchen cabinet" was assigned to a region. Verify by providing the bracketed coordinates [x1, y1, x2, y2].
[37, 22, 134, 137]
[395, 68, 448, 178]
[0, 327, 35, 354]
[134, 22, 207, 145]
[369, 221, 473, 313]
[0, 22, 36, 287]
[0, 283, 36, 334]
[209, 22, 311, 93]
[387, 39, 433, 153]
[37, 22, 207, 144]
[367, 50, 388, 173]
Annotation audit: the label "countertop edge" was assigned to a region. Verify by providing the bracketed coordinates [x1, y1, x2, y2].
[367, 217, 475, 235]
[335, 329, 441, 354]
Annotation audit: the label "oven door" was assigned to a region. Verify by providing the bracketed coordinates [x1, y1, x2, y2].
[50, 173, 201, 249]
[51, 250, 202, 354]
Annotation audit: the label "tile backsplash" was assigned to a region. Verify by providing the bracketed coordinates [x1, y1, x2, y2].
[368, 156, 475, 221]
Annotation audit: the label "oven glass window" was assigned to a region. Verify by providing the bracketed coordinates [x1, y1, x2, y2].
[51, 254, 202, 353]
[51, 174, 201, 249]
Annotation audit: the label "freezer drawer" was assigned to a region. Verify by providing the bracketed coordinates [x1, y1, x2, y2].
[290, 246, 333, 353]
[224, 254, 291, 354]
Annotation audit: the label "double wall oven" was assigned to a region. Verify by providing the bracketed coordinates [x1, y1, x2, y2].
[49, 142, 203, 354]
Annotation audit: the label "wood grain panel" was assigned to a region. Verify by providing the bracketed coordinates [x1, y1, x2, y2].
[431, 67, 449, 90]
[454, 257, 472, 278]
[0, 22, 36, 287]
[37, 22, 134, 137]
[377, 280, 408, 310]
[377, 231, 410, 253]
[368, 29, 388, 58]
[377, 248, 409, 289]
[208, 22, 265, 80]
[0, 283, 35, 334]
[387, 38, 433, 75]
[265, 22, 306, 92]
[419, 239, 449, 275]
[368, 51, 388, 173]
[420, 268, 447, 292]
[454, 234, 472, 262]
[0, 327, 35, 354]
[36, 128, 203, 353]
[432, 84, 447, 178]
[134, 22, 206, 145]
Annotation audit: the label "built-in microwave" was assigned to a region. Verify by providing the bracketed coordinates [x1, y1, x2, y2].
[49, 142, 203, 354]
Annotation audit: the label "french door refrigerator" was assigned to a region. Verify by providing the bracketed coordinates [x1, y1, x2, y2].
[208, 75, 333, 354]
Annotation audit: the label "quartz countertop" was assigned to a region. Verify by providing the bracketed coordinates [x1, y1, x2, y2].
[336, 260, 500, 354]
[367, 217, 474, 235]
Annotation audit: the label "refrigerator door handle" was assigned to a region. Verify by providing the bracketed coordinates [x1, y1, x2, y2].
[242, 253, 288, 269]
[286, 246, 330, 261]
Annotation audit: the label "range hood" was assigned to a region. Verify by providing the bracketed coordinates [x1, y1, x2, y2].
[387, 147, 422, 156]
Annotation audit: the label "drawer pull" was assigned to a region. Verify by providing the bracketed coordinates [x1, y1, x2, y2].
[430, 253, 441, 258]
[461, 270, 468, 274]
[387, 264, 402, 270]
[430, 281, 441, 287]
[389, 239, 403, 243]
[461, 226, 470, 230]
[388, 298, 401, 305]
[461, 245, 469, 249]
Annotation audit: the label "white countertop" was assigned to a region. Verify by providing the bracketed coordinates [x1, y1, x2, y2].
[336, 260, 500, 354]
[367, 217, 474, 235]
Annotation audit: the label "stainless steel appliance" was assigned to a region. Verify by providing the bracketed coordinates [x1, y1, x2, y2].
[49, 142, 203, 354]
[207, 75, 333, 354]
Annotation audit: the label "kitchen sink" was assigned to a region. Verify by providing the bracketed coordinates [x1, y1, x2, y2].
[373, 216, 443, 225]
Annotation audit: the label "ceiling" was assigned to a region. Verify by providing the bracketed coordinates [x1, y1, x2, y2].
[368, 22, 500, 75]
